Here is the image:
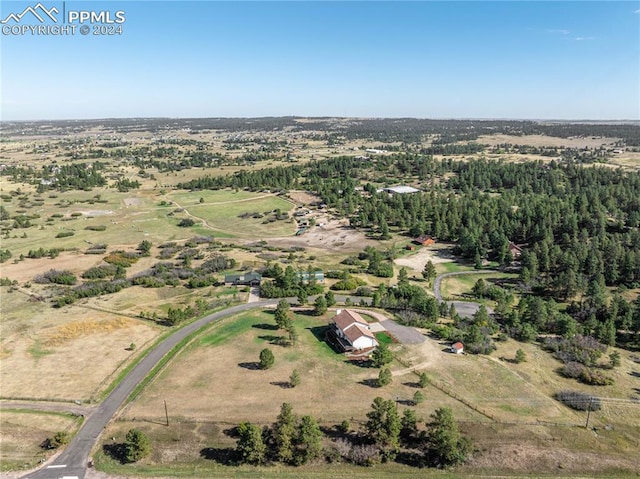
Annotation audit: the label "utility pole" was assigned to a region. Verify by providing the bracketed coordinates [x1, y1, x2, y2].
[164, 400, 169, 427]
[585, 397, 593, 429]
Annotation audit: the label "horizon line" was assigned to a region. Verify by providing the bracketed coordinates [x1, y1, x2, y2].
[2, 115, 639, 124]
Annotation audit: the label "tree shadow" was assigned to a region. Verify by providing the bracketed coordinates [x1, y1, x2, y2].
[103, 443, 128, 464]
[252, 323, 278, 331]
[629, 371, 640, 378]
[359, 378, 379, 388]
[397, 399, 416, 407]
[347, 359, 374, 368]
[199, 447, 238, 465]
[238, 362, 261, 370]
[270, 381, 292, 389]
[223, 426, 240, 438]
[394, 450, 426, 468]
[403, 381, 421, 389]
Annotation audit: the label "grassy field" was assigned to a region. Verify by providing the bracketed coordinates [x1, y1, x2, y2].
[0, 410, 83, 472]
[439, 272, 518, 302]
[91, 307, 640, 478]
[167, 190, 296, 238]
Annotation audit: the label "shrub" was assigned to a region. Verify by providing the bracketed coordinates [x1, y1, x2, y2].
[555, 391, 602, 411]
[82, 265, 117, 279]
[177, 218, 195, 227]
[349, 444, 380, 466]
[35, 269, 77, 285]
[85, 225, 107, 231]
[55, 231, 75, 238]
[103, 250, 139, 267]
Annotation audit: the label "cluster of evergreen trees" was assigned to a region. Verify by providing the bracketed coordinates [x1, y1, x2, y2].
[233, 401, 471, 468]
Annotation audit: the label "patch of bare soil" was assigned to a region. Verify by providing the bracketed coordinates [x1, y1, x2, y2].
[287, 190, 322, 205]
[267, 217, 376, 252]
[395, 245, 454, 273]
[74, 210, 113, 217]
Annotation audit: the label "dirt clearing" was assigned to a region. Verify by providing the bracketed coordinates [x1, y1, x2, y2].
[395, 245, 454, 273]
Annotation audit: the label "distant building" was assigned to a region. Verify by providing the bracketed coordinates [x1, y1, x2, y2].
[382, 185, 420, 195]
[224, 272, 262, 286]
[327, 309, 379, 352]
[413, 235, 436, 246]
[296, 271, 324, 283]
[508, 242, 523, 260]
[450, 342, 464, 354]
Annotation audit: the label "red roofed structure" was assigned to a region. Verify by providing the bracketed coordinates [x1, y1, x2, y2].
[327, 309, 379, 352]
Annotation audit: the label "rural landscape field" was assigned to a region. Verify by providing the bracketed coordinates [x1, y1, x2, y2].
[0, 116, 639, 478]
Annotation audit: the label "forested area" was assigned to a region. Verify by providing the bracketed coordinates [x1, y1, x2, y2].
[180, 153, 640, 348]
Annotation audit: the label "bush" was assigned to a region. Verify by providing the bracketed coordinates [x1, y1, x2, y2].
[177, 218, 195, 227]
[103, 250, 139, 267]
[85, 225, 107, 231]
[555, 391, 602, 411]
[259, 348, 275, 369]
[55, 231, 75, 238]
[82, 264, 117, 279]
[35, 269, 77, 285]
[349, 444, 380, 466]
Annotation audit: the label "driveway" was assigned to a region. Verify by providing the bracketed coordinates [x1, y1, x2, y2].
[380, 319, 425, 344]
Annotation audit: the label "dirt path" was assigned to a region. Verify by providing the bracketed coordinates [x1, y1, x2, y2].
[0, 400, 94, 417]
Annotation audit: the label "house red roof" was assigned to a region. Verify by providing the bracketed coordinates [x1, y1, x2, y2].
[452, 342, 464, 350]
[331, 309, 377, 345]
[332, 309, 368, 332]
[344, 323, 376, 344]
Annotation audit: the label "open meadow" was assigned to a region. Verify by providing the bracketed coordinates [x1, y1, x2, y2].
[95, 308, 640, 477]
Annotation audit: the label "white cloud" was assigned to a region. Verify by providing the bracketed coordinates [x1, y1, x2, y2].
[573, 36, 596, 41]
[548, 29, 570, 35]
[634, 9, 640, 14]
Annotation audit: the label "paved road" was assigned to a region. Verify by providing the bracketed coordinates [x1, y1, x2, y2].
[21, 300, 279, 479]
[434, 270, 495, 318]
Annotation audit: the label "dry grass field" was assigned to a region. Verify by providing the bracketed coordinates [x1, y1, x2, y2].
[0, 291, 160, 401]
[122, 310, 482, 425]
[93, 308, 640, 477]
[0, 410, 82, 472]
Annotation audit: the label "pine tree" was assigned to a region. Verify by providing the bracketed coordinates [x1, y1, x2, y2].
[236, 422, 266, 464]
[123, 428, 151, 463]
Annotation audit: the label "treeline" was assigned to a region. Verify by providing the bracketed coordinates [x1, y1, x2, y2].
[260, 263, 324, 298]
[232, 401, 471, 468]
[1, 162, 108, 191]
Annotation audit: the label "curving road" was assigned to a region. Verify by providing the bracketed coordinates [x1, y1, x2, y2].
[433, 270, 495, 318]
[21, 299, 279, 479]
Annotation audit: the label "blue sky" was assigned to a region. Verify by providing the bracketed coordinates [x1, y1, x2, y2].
[1, 1, 638, 120]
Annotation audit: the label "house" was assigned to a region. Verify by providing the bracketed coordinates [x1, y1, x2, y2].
[327, 309, 379, 352]
[224, 272, 262, 286]
[296, 271, 324, 283]
[450, 342, 464, 354]
[413, 235, 436, 246]
[508, 242, 523, 260]
[381, 185, 420, 195]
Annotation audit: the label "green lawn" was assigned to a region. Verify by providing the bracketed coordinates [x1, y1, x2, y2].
[168, 190, 296, 237]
